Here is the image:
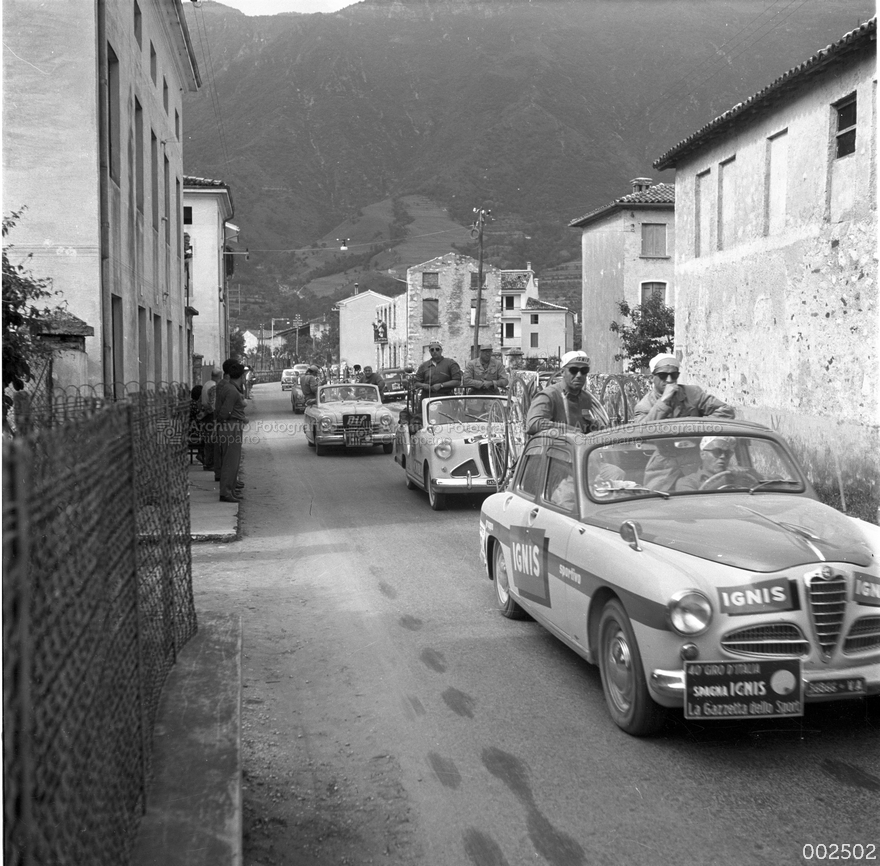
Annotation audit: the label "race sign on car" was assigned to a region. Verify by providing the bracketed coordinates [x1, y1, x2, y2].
[684, 659, 804, 719]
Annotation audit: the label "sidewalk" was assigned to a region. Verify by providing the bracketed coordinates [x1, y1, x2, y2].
[188, 460, 240, 541]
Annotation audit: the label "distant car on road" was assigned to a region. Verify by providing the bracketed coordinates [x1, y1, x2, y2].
[304, 384, 396, 455]
[379, 367, 408, 403]
[280, 368, 297, 391]
[479, 418, 880, 736]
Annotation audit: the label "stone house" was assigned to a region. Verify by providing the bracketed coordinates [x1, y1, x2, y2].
[653, 17, 877, 518]
[3, 0, 200, 392]
[569, 178, 676, 373]
[184, 177, 235, 379]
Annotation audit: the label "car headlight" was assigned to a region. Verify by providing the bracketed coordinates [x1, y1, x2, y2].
[320, 416, 333, 432]
[667, 590, 712, 636]
[378, 413, 393, 429]
[434, 438, 454, 460]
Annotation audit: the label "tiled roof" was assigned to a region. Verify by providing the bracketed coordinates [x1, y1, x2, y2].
[569, 183, 675, 228]
[183, 175, 229, 189]
[654, 17, 876, 170]
[501, 272, 530, 289]
[524, 297, 570, 313]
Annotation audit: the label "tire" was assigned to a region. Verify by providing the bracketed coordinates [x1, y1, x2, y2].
[382, 442, 393, 454]
[597, 599, 667, 736]
[404, 462, 417, 490]
[425, 464, 446, 511]
[493, 542, 525, 619]
[314, 427, 325, 456]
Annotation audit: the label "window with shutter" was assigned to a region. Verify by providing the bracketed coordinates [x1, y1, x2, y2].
[835, 95, 856, 158]
[641, 223, 667, 257]
[422, 298, 439, 326]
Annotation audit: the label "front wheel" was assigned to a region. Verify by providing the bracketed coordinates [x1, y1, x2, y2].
[314, 427, 325, 456]
[597, 599, 666, 736]
[493, 542, 525, 619]
[425, 464, 446, 511]
[382, 442, 393, 454]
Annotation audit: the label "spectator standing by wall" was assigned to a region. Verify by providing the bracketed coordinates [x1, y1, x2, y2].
[215, 360, 246, 502]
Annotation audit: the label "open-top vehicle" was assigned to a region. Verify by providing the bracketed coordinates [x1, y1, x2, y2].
[393, 392, 508, 510]
[304, 384, 396, 455]
[479, 418, 880, 736]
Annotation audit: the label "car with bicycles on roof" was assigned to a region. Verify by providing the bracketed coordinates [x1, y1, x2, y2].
[478, 412, 880, 736]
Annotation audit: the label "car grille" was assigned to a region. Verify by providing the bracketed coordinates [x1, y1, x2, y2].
[329, 422, 385, 434]
[805, 570, 847, 658]
[843, 616, 880, 654]
[478, 442, 492, 475]
[721, 623, 810, 657]
[451, 459, 480, 478]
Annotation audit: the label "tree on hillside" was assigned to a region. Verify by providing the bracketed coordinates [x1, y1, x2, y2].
[2, 210, 63, 422]
[229, 328, 245, 360]
[609, 295, 674, 372]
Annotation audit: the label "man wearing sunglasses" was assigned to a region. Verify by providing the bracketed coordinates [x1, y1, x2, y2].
[414, 341, 462, 395]
[633, 353, 735, 423]
[526, 351, 611, 437]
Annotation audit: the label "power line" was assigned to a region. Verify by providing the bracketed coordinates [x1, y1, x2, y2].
[192, 6, 232, 175]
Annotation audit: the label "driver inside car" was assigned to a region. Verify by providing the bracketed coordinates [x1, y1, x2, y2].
[678, 436, 759, 490]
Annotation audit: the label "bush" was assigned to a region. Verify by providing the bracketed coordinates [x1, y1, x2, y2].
[610, 295, 674, 372]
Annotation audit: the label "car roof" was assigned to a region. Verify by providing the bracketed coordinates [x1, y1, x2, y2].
[528, 418, 777, 451]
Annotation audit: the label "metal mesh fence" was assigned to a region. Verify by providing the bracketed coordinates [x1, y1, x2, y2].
[3, 385, 195, 866]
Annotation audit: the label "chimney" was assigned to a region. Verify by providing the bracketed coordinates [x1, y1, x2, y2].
[631, 177, 652, 194]
[526, 261, 532, 271]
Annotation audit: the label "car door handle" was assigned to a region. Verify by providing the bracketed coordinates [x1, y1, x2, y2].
[528, 507, 539, 524]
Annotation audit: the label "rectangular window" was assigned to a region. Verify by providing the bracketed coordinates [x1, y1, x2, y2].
[470, 272, 480, 289]
[150, 42, 157, 84]
[422, 272, 439, 288]
[153, 313, 163, 384]
[640, 223, 667, 257]
[107, 44, 120, 183]
[835, 94, 856, 158]
[504, 322, 515, 339]
[135, 99, 144, 212]
[695, 169, 711, 258]
[176, 178, 182, 259]
[163, 78, 169, 113]
[641, 282, 667, 304]
[530, 333, 539, 348]
[111, 295, 124, 399]
[504, 295, 515, 311]
[765, 130, 788, 236]
[151, 131, 159, 230]
[718, 156, 736, 251]
[134, 0, 142, 48]
[138, 306, 148, 389]
[530, 314, 539, 325]
[422, 298, 439, 326]
[175, 109, 180, 140]
[183, 206, 192, 225]
[470, 299, 487, 325]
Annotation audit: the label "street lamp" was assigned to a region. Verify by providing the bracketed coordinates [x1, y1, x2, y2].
[270, 318, 290, 370]
[471, 206, 493, 361]
[338, 238, 349, 251]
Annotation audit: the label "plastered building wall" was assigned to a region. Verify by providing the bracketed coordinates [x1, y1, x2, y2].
[338, 290, 393, 370]
[406, 254, 502, 369]
[579, 207, 675, 373]
[668, 51, 877, 516]
[2, 0, 194, 388]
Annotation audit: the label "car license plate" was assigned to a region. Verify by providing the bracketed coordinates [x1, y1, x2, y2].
[684, 659, 804, 720]
[343, 414, 372, 446]
[804, 677, 866, 698]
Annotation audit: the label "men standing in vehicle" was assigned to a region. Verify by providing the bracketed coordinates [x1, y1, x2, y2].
[301, 364, 322, 407]
[414, 341, 462, 394]
[634, 353, 735, 422]
[525, 351, 610, 436]
[463, 343, 509, 395]
[361, 365, 385, 399]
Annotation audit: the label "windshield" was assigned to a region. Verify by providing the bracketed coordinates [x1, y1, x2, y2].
[319, 385, 379, 403]
[426, 397, 498, 425]
[587, 434, 804, 501]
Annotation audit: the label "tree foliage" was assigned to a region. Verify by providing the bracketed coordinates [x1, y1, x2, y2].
[609, 295, 674, 372]
[229, 328, 245, 360]
[2, 211, 62, 420]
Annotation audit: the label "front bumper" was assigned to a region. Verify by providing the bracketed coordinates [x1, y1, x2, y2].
[650, 661, 880, 705]
[316, 433, 395, 447]
[434, 476, 497, 493]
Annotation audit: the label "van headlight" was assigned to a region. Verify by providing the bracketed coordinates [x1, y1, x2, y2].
[434, 438, 454, 459]
[667, 590, 712, 635]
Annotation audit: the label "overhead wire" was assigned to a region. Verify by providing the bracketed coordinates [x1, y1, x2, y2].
[191, 5, 232, 176]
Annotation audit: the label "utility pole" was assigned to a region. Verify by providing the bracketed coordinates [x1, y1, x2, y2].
[471, 206, 492, 360]
[293, 315, 303, 361]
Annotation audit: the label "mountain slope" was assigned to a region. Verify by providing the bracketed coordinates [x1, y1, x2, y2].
[182, 0, 872, 325]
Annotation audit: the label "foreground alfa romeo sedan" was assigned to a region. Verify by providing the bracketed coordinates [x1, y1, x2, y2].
[304, 384, 395, 455]
[394, 394, 507, 510]
[479, 419, 880, 736]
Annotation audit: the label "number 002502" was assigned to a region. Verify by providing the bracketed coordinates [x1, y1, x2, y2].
[802, 843, 877, 861]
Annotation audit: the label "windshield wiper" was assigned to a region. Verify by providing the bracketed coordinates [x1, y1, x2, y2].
[749, 478, 797, 494]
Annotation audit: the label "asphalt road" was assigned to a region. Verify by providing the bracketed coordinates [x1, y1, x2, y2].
[193, 383, 880, 866]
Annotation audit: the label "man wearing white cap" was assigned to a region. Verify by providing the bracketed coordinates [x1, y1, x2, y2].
[463, 344, 509, 395]
[526, 351, 610, 436]
[634, 353, 734, 423]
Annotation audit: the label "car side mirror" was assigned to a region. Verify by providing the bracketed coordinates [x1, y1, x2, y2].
[619, 520, 643, 551]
